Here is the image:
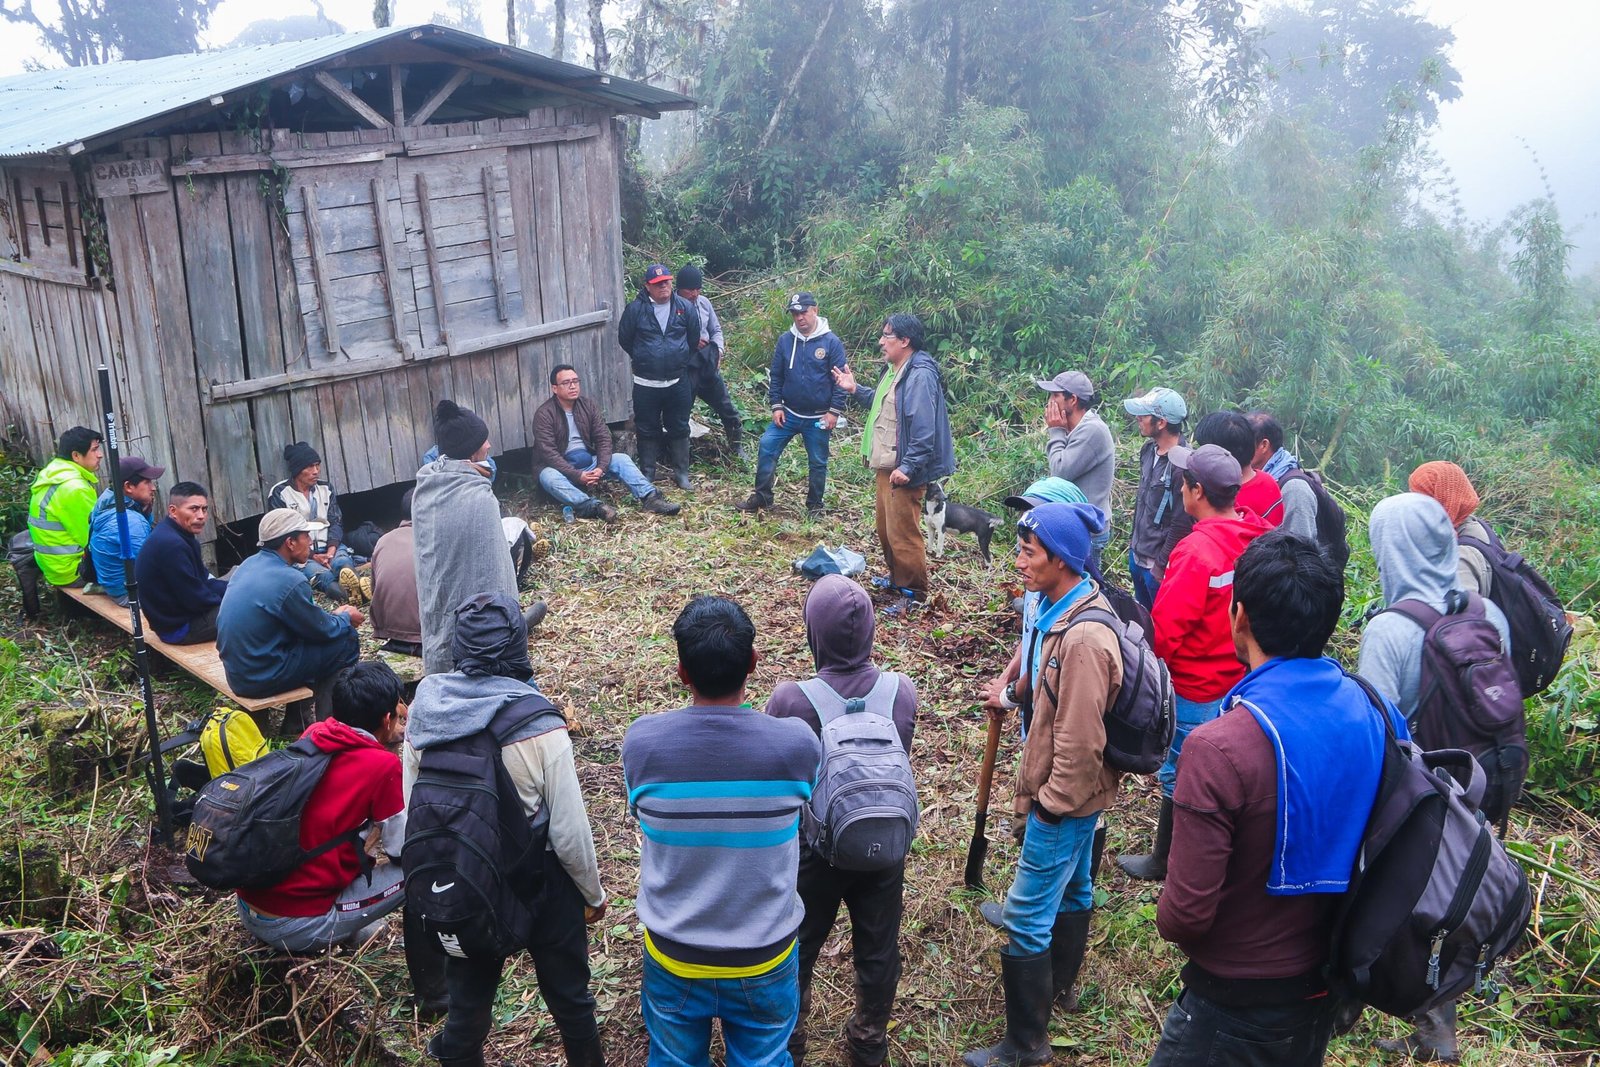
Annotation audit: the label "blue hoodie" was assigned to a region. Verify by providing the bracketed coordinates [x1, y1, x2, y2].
[767, 316, 848, 418]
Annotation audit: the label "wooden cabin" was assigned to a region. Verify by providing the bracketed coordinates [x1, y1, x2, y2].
[0, 25, 692, 547]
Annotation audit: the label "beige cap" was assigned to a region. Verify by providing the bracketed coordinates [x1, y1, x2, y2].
[257, 507, 328, 546]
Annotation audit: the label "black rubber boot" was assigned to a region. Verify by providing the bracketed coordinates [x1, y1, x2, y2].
[1049, 910, 1091, 1013]
[1089, 823, 1107, 882]
[1116, 797, 1172, 882]
[668, 437, 693, 491]
[404, 908, 448, 1021]
[636, 438, 659, 481]
[426, 1034, 487, 1067]
[961, 948, 1054, 1067]
[560, 1029, 607, 1067]
[724, 421, 749, 462]
[1377, 1000, 1460, 1063]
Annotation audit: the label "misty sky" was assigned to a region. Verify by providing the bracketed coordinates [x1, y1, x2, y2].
[0, 0, 1595, 271]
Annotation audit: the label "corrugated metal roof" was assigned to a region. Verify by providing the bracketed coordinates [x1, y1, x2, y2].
[0, 24, 694, 159]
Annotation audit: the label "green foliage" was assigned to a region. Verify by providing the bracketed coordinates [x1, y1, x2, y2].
[0, 0, 222, 66]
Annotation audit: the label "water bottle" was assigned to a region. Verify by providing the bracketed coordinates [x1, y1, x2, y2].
[562, 506, 575, 524]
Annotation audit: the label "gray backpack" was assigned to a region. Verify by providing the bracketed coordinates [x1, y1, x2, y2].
[797, 673, 919, 871]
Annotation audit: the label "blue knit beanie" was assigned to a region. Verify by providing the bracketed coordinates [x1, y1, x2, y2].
[1017, 501, 1106, 574]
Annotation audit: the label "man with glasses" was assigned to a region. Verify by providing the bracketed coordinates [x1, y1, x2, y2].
[534, 364, 681, 519]
[737, 292, 849, 517]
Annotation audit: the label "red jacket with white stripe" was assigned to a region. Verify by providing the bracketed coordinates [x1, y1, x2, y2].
[1153, 511, 1270, 701]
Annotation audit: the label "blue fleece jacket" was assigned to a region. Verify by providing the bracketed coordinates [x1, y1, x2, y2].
[135, 517, 228, 640]
[1223, 656, 1407, 895]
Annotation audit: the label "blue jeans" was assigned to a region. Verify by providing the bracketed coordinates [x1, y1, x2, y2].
[302, 547, 356, 595]
[641, 948, 799, 1067]
[1159, 695, 1224, 798]
[754, 417, 831, 510]
[236, 859, 404, 952]
[1000, 808, 1097, 956]
[1129, 557, 1160, 610]
[1089, 528, 1110, 577]
[539, 448, 656, 506]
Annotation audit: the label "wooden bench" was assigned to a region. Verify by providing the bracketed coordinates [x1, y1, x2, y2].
[60, 586, 313, 713]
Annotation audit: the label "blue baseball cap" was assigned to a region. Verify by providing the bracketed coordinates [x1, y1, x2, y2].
[1123, 387, 1188, 424]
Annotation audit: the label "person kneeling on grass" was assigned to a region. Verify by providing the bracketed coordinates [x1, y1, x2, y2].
[234, 661, 445, 1016]
[964, 502, 1121, 1067]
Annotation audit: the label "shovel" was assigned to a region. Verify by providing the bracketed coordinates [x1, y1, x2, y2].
[964, 713, 1004, 890]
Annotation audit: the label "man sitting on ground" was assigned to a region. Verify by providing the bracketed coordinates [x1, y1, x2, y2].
[767, 574, 918, 1067]
[28, 425, 103, 590]
[267, 441, 355, 602]
[87, 456, 165, 605]
[217, 508, 362, 716]
[1149, 535, 1405, 1066]
[369, 489, 422, 656]
[136, 481, 229, 644]
[405, 593, 609, 1067]
[534, 364, 680, 520]
[235, 660, 444, 1014]
[623, 596, 822, 1066]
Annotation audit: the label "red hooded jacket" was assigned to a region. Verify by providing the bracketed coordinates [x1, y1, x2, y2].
[1153, 510, 1270, 701]
[238, 717, 403, 917]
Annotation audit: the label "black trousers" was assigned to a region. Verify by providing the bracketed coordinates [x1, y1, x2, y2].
[432, 849, 599, 1059]
[1147, 988, 1337, 1067]
[690, 358, 742, 429]
[633, 379, 693, 444]
[791, 846, 904, 1066]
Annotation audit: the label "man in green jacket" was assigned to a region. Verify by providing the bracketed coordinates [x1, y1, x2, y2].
[28, 426, 103, 587]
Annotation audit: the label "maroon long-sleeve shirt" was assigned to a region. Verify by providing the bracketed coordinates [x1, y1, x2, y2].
[1157, 705, 1335, 988]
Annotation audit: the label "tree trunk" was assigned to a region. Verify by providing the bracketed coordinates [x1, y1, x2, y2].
[755, 0, 837, 153]
[372, 0, 391, 28]
[943, 2, 963, 119]
[554, 0, 566, 60]
[506, 0, 516, 46]
[588, 0, 609, 71]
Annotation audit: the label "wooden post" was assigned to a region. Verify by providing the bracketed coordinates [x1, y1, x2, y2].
[482, 166, 509, 324]
[369, 176, 410, 353]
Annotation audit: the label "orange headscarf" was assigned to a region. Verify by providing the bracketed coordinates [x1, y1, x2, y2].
[1408, 461, 1480, 526]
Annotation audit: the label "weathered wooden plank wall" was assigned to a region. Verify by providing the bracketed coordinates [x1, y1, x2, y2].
[5, 96, 634, 546]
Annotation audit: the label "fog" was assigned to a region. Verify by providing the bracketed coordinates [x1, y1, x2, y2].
[0, 0, 1595, 271]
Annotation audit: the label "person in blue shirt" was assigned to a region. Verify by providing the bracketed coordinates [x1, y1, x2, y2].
[86, 455, 165, 605]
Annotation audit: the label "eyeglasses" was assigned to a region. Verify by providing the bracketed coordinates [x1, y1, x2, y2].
[880, 329, 898, 338]
[556, 377, 580, 386]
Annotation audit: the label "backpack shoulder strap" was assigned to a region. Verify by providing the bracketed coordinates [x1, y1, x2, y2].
[1383, 598, 1442, 631]
[859, 671, 903, 718]
[797, 677, 848, 725]
[1064, 605, 1123, 639]
[490, 693, 566, 746]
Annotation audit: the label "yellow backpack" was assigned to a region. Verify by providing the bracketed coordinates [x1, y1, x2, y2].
[199, 707, 268, 778]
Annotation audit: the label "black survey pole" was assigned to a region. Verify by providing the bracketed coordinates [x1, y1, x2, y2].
[96, 353, 172, 844]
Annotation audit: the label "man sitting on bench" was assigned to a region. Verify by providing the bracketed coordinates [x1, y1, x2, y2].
[86, 456, 165, 606]
[136, 481, 229, 645]
[218, 508, 363, 721]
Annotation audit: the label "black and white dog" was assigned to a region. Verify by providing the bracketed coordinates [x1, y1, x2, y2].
[923, 481, 1006, 564]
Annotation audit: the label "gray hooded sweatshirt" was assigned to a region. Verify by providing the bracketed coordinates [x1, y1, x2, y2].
[1358, 492, 1510, 722]
[403, 671, 604, 908]
[764, 574, 918, 750]
[412, 458, 518, 676]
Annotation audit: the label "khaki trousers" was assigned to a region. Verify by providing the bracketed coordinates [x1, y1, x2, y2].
[874, 469, 928, 595]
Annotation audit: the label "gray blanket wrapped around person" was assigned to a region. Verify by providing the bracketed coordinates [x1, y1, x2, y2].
[413, 400, 522, 676]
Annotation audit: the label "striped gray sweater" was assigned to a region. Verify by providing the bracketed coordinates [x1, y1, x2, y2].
[622, 704, 821, 974]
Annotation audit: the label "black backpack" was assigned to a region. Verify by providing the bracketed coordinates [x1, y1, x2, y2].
[1058, 606, 1175, 774]
[1278, 468, 1350, 570]
[403, 695, 565, 961]
[1383, 592, 1528, 827]
[1458, 523, 1572, 697]
[1328, 678, 1532, 1019]
[185, 736, 363, 890]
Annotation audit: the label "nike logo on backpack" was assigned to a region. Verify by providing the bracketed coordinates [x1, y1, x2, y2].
[430, 881, 455, 893]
